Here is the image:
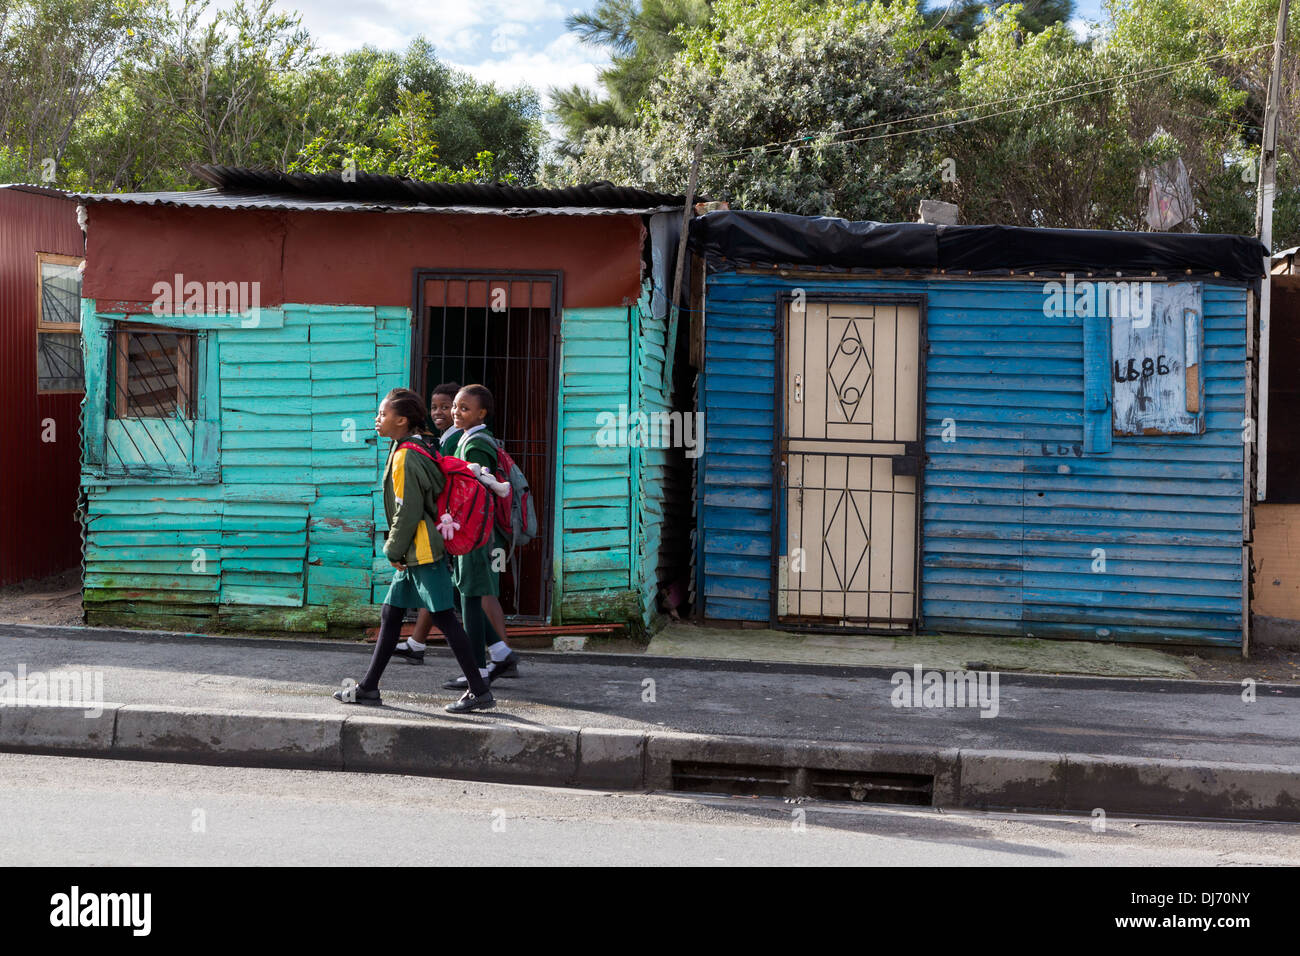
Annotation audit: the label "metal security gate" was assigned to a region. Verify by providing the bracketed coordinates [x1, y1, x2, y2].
[412, 270, 560, 622]
[774, 295, 925, 632]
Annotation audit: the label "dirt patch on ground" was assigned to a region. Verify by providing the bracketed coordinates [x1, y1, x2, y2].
[1178, 643, 1300, 683]
[0, 569, 83, 627]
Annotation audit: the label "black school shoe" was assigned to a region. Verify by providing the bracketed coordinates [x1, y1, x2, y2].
[445, 689, 495, 713]
[333, 683, 382, 706]
[441, 651, 520, 690]
[391, 643, 425, 664]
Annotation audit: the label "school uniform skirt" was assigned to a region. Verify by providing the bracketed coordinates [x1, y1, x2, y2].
[451, 532, 503, 598]
[384, 560, 456, 612]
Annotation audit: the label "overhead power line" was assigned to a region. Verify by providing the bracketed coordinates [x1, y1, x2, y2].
[705, 43, 1272, 161]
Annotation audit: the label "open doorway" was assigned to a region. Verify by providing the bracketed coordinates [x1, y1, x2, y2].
[412, 272, 560, 621]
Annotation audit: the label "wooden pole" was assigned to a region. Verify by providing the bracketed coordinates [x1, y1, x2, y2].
[663, 141, 704, 393]
[1256, 0, 1290, 501]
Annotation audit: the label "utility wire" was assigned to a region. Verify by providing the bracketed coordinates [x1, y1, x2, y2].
[706, 43, 1272, 160]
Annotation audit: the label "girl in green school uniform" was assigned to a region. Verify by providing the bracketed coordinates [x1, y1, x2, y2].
[441, 384, 520, 690]
[430, 380, 461, 455]
[392, 381, 470, 663]
[332, 387, 494, 713]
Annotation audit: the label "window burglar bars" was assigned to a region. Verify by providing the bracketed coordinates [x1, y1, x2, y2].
[102, 325, 199, 476]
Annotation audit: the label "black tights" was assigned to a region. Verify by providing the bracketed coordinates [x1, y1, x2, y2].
[361, 603, 488, 697]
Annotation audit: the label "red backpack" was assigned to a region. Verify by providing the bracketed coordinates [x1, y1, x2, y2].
[398, 440, 494, 556]
[458, 433, 538, 557]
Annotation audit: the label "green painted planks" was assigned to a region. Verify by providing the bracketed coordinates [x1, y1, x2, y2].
[221, 584, 305, 607]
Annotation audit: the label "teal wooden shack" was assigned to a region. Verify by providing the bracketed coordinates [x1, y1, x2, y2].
[71, 167, 694, 634]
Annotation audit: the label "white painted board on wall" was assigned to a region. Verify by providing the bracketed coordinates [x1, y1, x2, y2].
[1111, 281, 1203, 436]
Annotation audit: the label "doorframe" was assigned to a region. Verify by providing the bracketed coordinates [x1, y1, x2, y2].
[768, 289, 928, 635]
[410, 268, 563, 623]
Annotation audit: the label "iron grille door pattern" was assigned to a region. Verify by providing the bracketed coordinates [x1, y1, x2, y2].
[413, 271, 559, 622]
[777, 298, 924, 632]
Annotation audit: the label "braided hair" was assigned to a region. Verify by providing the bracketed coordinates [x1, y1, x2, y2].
[383, 387, 435, 438]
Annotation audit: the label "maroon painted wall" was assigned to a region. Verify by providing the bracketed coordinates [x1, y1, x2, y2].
[83, 203, 647, 311]
[0, 187, 85, 585]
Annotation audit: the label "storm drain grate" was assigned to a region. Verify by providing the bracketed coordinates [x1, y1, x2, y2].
[807, 768, 933, 806]
[672, 762, 794, 798]
[671, 761, 934, 806]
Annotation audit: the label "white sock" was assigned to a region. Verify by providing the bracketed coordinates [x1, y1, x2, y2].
[407, 638, 426, 651]
[488, 641, 510, 662]
[395, 640, 409, 651]
[479, 667, 490, 679]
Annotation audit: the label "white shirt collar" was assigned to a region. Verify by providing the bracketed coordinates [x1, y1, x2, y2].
[462, 423, 487, 439]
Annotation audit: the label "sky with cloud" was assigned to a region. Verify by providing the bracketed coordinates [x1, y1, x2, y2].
[277, 1, 609, 116]
[278, 0, 1110, 123]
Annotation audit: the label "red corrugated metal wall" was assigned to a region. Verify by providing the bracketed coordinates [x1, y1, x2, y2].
[82, 203, 647, 310]
[0, 187, 85, 585]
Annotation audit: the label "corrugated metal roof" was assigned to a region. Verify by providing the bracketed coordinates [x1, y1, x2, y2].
[68, 188, 680, 216]
[0, 183, 74, 200]
[192, 163, 690, 207]
[69, 163, 692, 216]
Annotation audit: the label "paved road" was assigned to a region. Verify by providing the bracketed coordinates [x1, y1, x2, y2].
[2, 753, 1299, 866]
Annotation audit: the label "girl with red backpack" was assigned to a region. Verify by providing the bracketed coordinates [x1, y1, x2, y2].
[437, 384, 520, 691]
[332, 388, 494, 713]
[390, 380, 460, 660]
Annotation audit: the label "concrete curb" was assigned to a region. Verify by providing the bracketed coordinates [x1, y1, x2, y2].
[0, 702, 1296, 821]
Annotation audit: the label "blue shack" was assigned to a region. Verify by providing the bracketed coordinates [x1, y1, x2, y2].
[687, 211, 1267, 650]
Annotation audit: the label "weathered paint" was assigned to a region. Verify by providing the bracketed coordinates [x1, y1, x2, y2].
[699, 273, 1248, 647]
[81, 302, 400, 630]
[76, 195, 682, 632]
[556, 305, 636, 620]
[1109, 283, 1203, 435]
[632, 281, 673, 628]
[548, 290, 679, 629]
[83, 203, 646, 311]
[0, 187, 84, 584]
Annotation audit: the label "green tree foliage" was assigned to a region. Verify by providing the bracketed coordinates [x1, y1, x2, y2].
[550, 0, 711, 153]
[0, 0, 151, 180]
[289, 39, 542, 183]
[67, 0, 314, 190]
[924, 0, 1075, 45]
[945, 0, 1296, 245]
[551, 0, 950, 221]
[0, 0, 542, 190]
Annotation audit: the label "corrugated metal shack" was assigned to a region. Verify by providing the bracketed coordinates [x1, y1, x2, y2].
[687, 211, 1266, 650]
[0, 184, 85, 585]
[71, 167, 694, 634]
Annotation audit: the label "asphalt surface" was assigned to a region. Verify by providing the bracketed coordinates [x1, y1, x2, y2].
[3, 753, 1298, 866]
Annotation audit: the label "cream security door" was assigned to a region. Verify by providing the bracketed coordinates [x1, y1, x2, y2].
[778, 299, 923, 631]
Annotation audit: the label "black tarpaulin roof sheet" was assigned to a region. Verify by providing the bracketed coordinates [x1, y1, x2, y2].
[688, 210, 1267, 282]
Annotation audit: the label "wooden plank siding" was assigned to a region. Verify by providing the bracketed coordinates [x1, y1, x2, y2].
[81, 303, 410, 631]
[633, 284, 673, 628]
[699, 274, 1248, 647]
[555, 305, 639, 622]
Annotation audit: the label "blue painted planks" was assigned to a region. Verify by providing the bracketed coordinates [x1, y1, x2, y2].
[699, 272, 1247, 645]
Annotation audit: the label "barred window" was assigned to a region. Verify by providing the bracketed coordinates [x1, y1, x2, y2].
[109, 327, 196, 420]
